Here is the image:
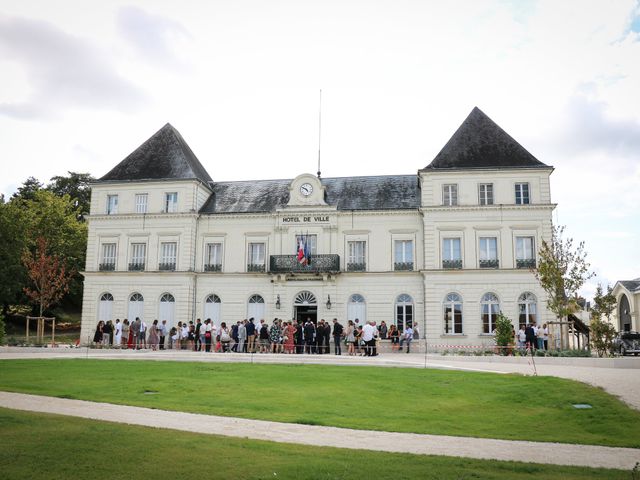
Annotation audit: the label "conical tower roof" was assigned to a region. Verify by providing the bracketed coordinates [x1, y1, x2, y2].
[99, 123, 212, 184]
[423, 107, 548, 170]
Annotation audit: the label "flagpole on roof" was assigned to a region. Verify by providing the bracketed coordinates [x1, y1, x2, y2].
[317, 89, 322, 179]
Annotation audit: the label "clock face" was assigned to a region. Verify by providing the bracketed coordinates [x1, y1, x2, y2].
[300, 183, 313, 196]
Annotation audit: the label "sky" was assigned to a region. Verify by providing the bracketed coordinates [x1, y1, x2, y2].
[1, 0, 639, 299]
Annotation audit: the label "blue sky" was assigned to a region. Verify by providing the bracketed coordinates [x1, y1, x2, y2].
[1, 0, 639, 299]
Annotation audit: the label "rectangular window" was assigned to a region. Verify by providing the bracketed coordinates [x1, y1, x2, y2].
[479, 237, 499, 268]
[165, 192, 178, 213]
[347, 240, 366, 271]
[442, 184, 458, 206]
[442, 238, 462, 269]
[295, 235, 317, 255]
[515, 236, 535, 268]
[248, 242, 265, 272]
[394, 240, 414, 271]
[106, 195, 118, 214]
[204, 243, 222, 271]
[479, 184, 493, 205]
[515, 183, 530, 205]
[159, 242, 177, 270]
[99, 243, 116, 271]
[444, 304, 463, 334]
[129, 243, 146, 271]
[135, 194, 148, 214]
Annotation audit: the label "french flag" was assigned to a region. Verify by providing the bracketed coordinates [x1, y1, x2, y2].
[297, 238, 307, 265]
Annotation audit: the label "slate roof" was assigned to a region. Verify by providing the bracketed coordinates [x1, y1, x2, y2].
[99, 123, 213, 185]
[199, 175, 420, 214]
[620, 279, 640, 293]
[423, 107, 549, 170]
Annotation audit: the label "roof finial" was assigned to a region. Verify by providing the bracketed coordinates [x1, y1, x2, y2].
[317, 89, 322, 179]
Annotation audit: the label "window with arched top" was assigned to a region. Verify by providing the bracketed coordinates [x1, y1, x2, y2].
[204, 294, 221, 328]
[158, 293, 175, 326]
[294, 291, 317, 305]
[98, 293, 114, 321]
[347, 294, 366, 323]
[518, 292, 537, 326]
[130, 293, 144, 302]
[247, 294, 265, 321]
[481, 293, 500, 333]
[160, 293, 175, 303]
[443, 293, 463, 334]
[395, 294, 414, 332]
[127, 292, 144, 321]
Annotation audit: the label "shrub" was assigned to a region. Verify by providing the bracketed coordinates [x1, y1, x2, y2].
[0, 313, 5, 345]
[494, 312, 514, 356]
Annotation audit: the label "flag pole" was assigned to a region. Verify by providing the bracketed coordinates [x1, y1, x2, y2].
[317, 89, 322, 179]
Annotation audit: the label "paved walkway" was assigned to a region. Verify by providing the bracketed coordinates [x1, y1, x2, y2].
[0, 391, 638, 470]
[2, 347, 639, 410]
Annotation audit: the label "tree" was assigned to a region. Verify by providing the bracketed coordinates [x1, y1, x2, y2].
[0, 200, 30, 313]
[589, 284, 618, 357]
[11, 176, 43, 203]
[535, 225, 595, 320]
[22, 237, 75, 317]
[46, 171, 94, 219]
[494, 312, 515, 355]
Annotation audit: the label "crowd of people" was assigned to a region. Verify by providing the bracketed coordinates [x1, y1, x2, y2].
[92, 317, 419, 355]
[515, 322, 549, 352]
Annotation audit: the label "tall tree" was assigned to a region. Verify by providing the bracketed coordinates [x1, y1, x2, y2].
[46, 172, 94, 219]
[0, 200, 30, 313]
[534, 225, 595, 321]
[22, 237, 75, 317]
[589, 284, 618, 357]
[11, 177, 43, 203]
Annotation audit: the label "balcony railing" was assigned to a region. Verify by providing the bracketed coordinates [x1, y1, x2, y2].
[247, 263, 266, 273]
[394, 262, 414, 271]
[479, 259, 499, 269]
[128, 262, 145, 271]
[270, 254, 340, 273]
[204, 263, 222, 272]
[516, 258, 536, 269]
[442, 259, 462, 269]
[99, 262, 116, 271]
[159, 262, 176, 271]
[347, 262, 366, 272]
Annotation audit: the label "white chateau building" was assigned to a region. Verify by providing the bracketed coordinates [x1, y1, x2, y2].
[80, 107, 556, 349]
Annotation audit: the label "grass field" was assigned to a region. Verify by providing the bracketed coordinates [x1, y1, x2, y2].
[1, 359, 639, 448]
[0, 407, 629, 480]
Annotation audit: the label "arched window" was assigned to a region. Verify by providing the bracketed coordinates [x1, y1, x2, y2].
[127, 292, 144, 321]
[204, 294, 221, 328]
[247, 294, 265, 321]
[347, 294, 366, 323]
[518, 292, 537, 326]
[619, 294, 632, 332]
[294, 291, 317, 305]
[481, 293, 500, 334]
[443, 293, 463, 334]
[395, 294, 413, 333]
[159, 293, 175, 327]
[98, 293, 114, 321]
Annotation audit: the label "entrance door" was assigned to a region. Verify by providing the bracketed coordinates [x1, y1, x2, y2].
[295, 305, 317, 324]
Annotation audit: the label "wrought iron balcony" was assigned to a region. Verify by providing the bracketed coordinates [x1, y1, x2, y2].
[394, 262, 414, 271]
[99, 262, 116, 271]
[347, 262, 366, 272]
[204, 263, 222, 272]
[270, 254, 340, 273]
[516, 258, 536, 269]
[442, 259, 463, 270]
[128, 262, 145, 271]
[159, 262, 176, 271]
[479, 259, 499, 269]
[247, 263, 266, 273]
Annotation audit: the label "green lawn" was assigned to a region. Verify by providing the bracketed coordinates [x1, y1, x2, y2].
[0, 408, 628, 480]
[1, 359, 639, 448]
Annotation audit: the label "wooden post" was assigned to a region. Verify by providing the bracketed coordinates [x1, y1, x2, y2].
[26, 316, 30, 342]
[51, 317, 56, 347]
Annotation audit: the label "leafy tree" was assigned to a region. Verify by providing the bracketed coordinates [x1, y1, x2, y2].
[535, 225, 595, 321]
[46, 171, 94, 219]
[11, 176, 43, 203]
[0, 313, 5, 345]
[494, 312, 515, 355]
[0, 200, 30, 313]
[589, 284, 618, 357]
[22, 237, 75, 317]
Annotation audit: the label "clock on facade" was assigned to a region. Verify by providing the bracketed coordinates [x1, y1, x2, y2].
[300, 183, 313, 196]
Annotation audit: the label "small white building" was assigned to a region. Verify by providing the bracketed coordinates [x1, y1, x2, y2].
[612, 279, 640, 332]
[80, 107, 556, 349]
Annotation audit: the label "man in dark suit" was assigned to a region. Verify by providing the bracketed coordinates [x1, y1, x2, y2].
[525, 322, 537, 353]
[332, 318, 343, 355]
[316, 320, 325, 354]
[295, 320, 304, 354]
[304, 319, 315, 354]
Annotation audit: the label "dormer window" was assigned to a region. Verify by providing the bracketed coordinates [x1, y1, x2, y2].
[165, 192, 178, 213]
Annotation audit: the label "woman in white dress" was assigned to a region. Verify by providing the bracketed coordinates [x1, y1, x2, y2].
[114, 319, 122, 347]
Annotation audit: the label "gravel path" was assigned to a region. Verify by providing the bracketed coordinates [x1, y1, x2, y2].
[0, 391, 638, 470]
